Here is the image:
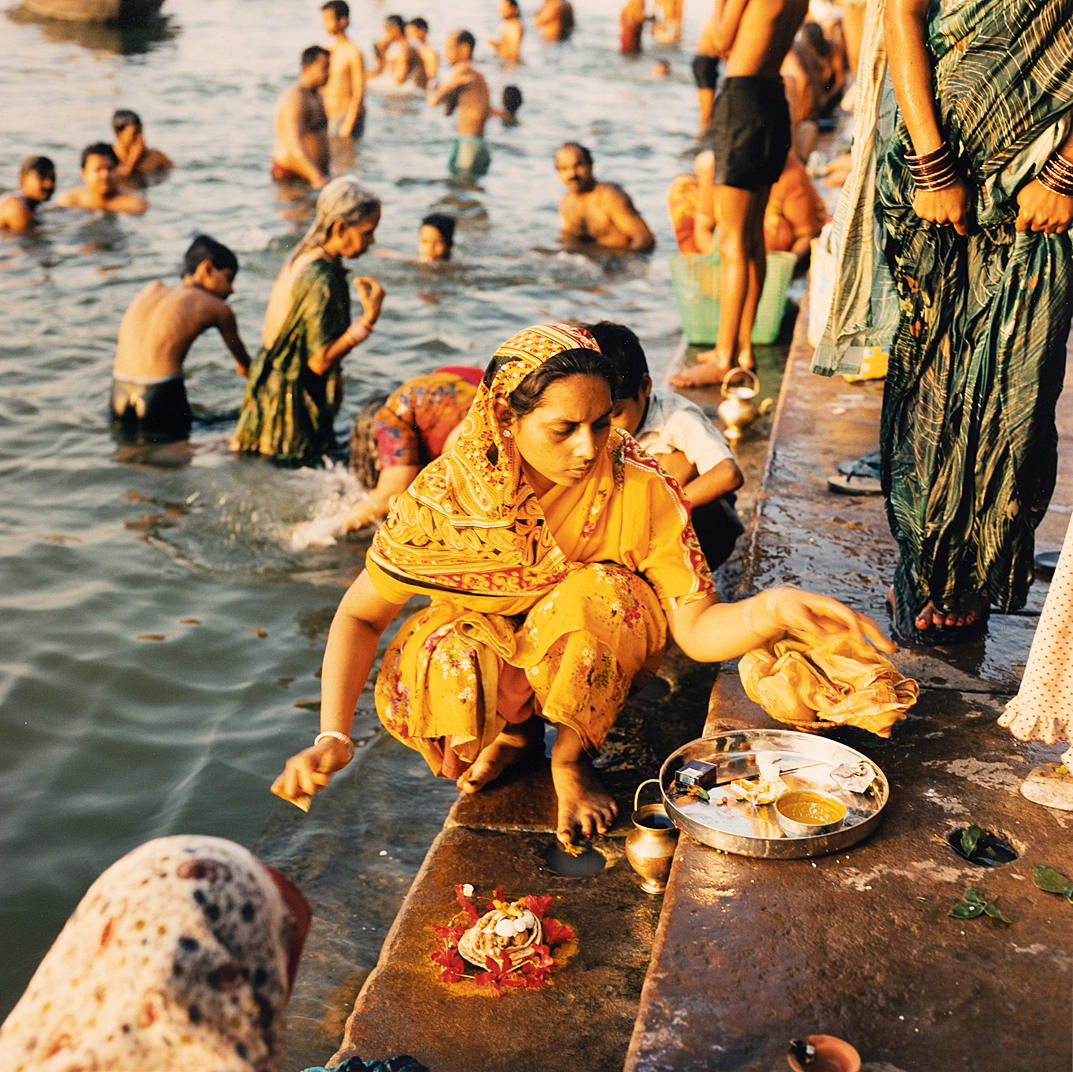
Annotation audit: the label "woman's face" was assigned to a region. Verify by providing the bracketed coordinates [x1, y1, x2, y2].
[505, 372, 613, 496]
[337, 208, 380, 257]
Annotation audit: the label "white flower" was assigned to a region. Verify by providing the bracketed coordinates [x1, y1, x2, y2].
[461, 883, 474, 898]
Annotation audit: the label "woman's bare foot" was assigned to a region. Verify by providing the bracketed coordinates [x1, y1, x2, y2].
[670, 349, 733, 387]
[456, 718, 544, 794]
[887, 586, 988, 635]
[550, 725, 617, 845]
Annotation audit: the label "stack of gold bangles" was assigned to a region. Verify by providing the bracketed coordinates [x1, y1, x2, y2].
[1037, 152, 1073, 197]
[905, 142, 959, 191]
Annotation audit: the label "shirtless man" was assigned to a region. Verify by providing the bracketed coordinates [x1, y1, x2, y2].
[111, 110, 173, 178]
[0, 156, 55, 232]
[672, 0, 807, 388]
[406, 18, 439, 82]
[533, 0, 574, 41]
[652, 0, 684, 44]
[428, 31, 492, 182]
[692, 4, 721, 132]
[57, 144, 148, 215]
[555, 142, 655, 251]
[112, 235, 251, 442]
[272, 47, 331, 188]
[620, 0, 645, 55]
[488, 0, 524, 63]
[372, 15, 428, 88]
[320, 1, 365, 139]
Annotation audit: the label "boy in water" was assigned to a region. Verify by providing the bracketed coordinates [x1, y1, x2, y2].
[111, 235, 251, 441]
[488, 0, 524, 63]
[111, 110, 173, 178]
[672, 0, 807, 387]
[493, 84, 524, 126]
[589, 320, 745, 568]
[0, 156, 55, 232]
[57, 144, 148, 215]
[406, 18, 439, 82]
[271, 46, 331, 188]
[320, 1, 365, 140]
[373, 15, 428, 88]
[429, 30, 492, 182]
[419, 213, 455, 261]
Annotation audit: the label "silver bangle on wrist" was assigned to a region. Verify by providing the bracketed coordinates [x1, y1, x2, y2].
[314, 730, 354, 760]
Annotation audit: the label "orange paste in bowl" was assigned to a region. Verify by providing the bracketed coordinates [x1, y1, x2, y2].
[776, 792, 846, 825]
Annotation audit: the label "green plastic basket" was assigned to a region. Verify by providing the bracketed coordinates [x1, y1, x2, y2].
[669, 250, 796, 346]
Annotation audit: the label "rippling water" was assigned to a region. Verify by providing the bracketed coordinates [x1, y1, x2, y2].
[0, 0, 716, 1059]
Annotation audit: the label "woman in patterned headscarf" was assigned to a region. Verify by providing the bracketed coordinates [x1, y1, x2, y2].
[232, 176, 386, 462]
[0, 836, 310, 1072]
[274, 323, 891, 844]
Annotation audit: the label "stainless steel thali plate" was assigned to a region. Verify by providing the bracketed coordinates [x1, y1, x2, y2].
[659, 730, 889, 859]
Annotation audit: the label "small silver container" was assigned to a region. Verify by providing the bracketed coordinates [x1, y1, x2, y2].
[774, 789, 847, 837]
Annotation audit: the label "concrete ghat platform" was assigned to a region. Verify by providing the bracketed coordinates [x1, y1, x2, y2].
[624, 305, 1073, 1072]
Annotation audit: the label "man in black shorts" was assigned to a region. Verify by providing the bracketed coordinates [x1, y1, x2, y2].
[692, 5, 720, 131]
[672, 0, 806, 388]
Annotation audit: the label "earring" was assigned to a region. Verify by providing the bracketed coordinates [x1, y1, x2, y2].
[502, 429, 512, 438]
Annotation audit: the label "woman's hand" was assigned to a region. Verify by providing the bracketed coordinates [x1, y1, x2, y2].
[354, 277, 385, 325]
[271, 737, 352, 807]
[762, 586, 895, 652]
[1015, 178, 1073, 234]
[912, 178, 973, 235]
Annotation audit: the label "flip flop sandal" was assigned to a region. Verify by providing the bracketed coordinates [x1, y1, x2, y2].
[837, 450, 881, 477]
[827, 470, 881, 495]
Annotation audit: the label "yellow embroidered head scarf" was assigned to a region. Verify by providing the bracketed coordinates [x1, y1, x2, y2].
[367, 322, 610, 599]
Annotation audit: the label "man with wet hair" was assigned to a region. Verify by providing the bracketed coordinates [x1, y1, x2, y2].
[406, 17, 439, 82]
[111, 234, 251, 442]
[57, 143, 148, 214]
[0, 156, 56, 232]
[320, 1, 366, 140]
[111, 109, 173, 178]
[428, 30, 492, 181]
[271, 46, 331, 188]
[555, 141, 654, 251]
[488, 0, 524, 63]
[372, 14, 428, 88]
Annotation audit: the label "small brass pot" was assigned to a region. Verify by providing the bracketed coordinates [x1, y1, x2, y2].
[625, 778, 679, 894]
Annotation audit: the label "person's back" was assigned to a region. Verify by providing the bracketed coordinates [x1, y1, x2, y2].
[723, 0, 808, 77]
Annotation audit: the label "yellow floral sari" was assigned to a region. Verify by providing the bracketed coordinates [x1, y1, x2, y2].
[366, 324, 714, 778]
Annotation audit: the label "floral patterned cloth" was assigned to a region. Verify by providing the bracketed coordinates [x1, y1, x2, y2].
[0, 836, 309, 1072]
[365, 323, 714, 776]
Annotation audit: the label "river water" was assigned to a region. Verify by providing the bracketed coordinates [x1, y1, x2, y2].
[0, 0, 722, 1061]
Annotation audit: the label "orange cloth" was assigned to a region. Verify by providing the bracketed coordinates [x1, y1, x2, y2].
[739, 631, 918, 737]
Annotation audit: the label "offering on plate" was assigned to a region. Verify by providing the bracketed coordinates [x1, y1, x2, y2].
[458, 898, 543, 970]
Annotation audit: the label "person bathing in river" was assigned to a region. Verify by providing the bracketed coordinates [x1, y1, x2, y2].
[111, 109, 173, 178]
[371, 16, 428, 89]
[589, 320, 746, 570]
[112, 235, 251, 442]
[556, 142, 655, 251]
[488, 0, 524, 64]
[345, 365, 482, 531]
[671, 0, 808, 388]
[533, 0, 574, 41]
[320, 1, 366, 140]
[272, 322, 892, 845]
[406, 18, 439, 83]
[619, 0, 646, 55]
[232, 177, 384, 463]
[0, 155, 55, 232]
[429, 30, 492, 183]
[271, 46, 331, 189]
[57, 143, 148, 215]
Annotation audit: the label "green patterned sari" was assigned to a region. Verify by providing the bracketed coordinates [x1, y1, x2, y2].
[878, 0, 1073, 638]
[232, 257, 350, 463]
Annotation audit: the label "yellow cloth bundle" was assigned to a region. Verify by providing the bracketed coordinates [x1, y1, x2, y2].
[738, 631, 918, 737]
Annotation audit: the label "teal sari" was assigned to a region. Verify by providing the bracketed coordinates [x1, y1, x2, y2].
[878, 0, 1073, 637]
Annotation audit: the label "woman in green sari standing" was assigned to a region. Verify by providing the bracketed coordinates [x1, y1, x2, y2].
[233, 176, 384, 463]
[878, 0, 1073, 641]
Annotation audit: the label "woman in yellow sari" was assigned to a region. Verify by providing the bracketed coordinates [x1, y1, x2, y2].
[274, 323, 891, 844]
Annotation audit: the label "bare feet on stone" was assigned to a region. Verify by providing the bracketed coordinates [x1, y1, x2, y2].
[886, 586, 989, 635]
[550, 725, 617, 845]
[456, 718, 544, 794]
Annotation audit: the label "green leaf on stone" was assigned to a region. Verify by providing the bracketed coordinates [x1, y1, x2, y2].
[1032, 865, 1073, 899]
[960, 825, 983, 857]
[950, 901, 984, 918]
[963, 887, 985, 905]
[982, 901, 1012, 924]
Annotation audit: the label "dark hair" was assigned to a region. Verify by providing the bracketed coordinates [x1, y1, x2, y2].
[584, 321, 648, 399]
[385, 14, 405, 31]
[454, 29, 476, 53]
[81, 142, 118, 168]
[502, 85, 523, 113]
[556, 141, 592, 167]
[407, 16, 428, 31]
[484, 346, 616, 419]
[111, 109, 142, 132]
[321, 0, 349, 19]
[800, 20, 831, 56]
[421, 213, 456, 253]
[301, 45, 330, 68]
[20, 155, 55, 179]
[504, 0, 520, 11]
[182, 234, 239, 278]
[349, 393, 392, 486]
